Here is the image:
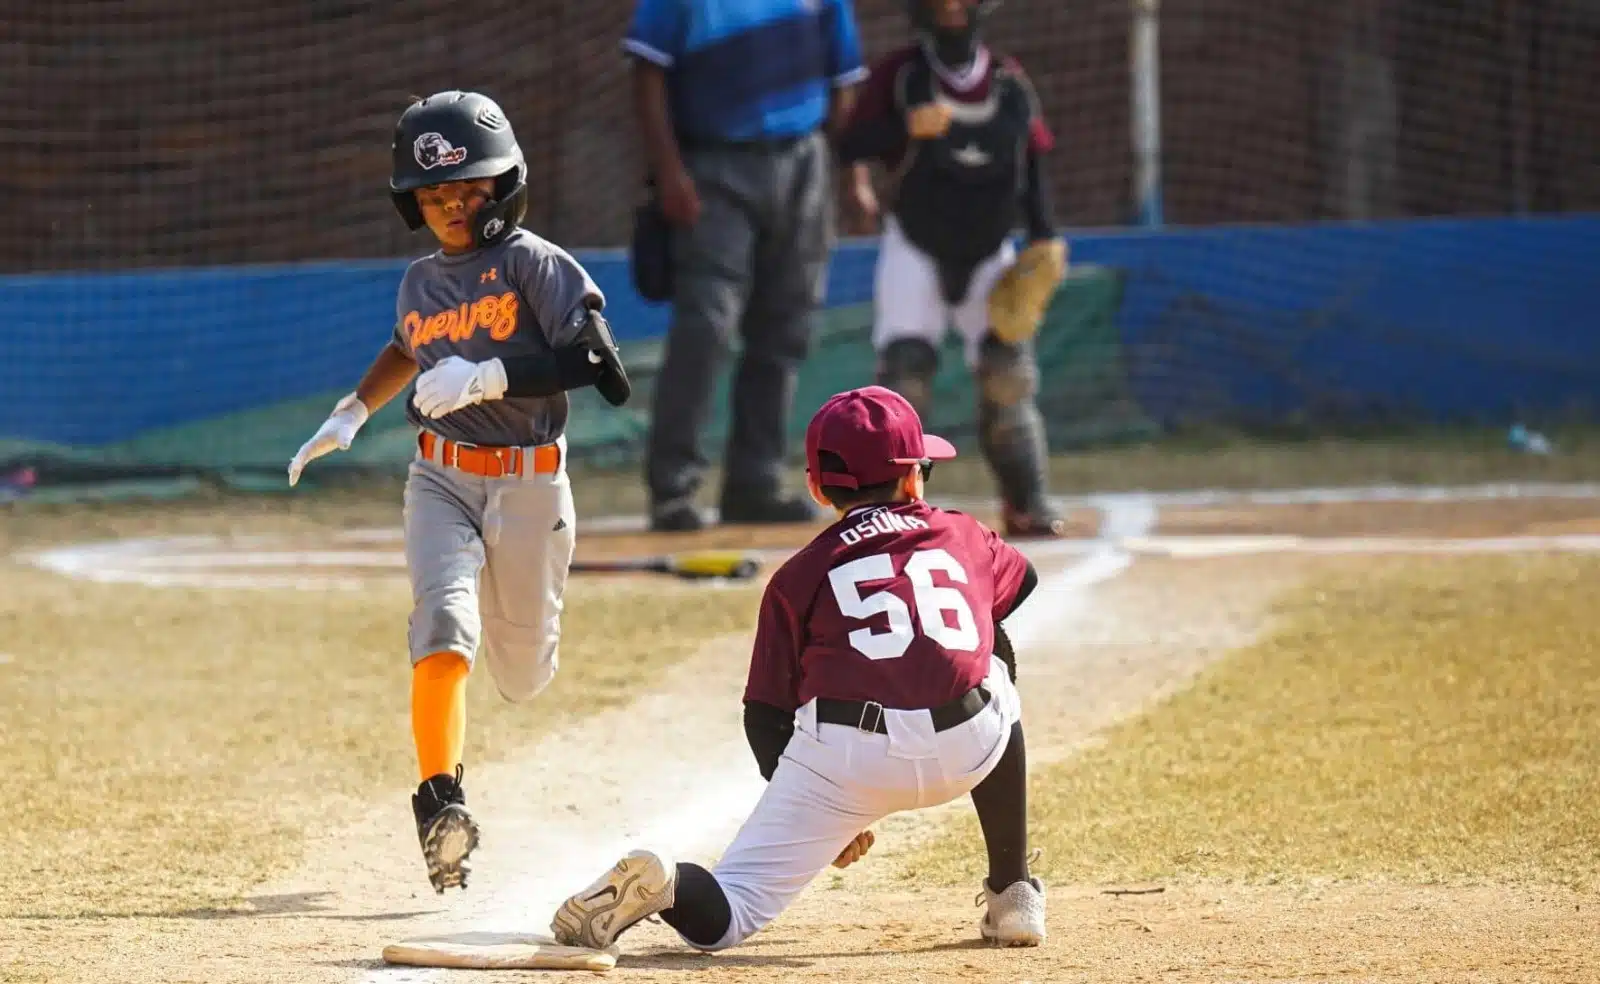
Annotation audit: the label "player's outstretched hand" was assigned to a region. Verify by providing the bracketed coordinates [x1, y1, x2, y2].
[832, 829, 875, 869]
[413, 356, 508, 419]
[287, 393, 368, 487]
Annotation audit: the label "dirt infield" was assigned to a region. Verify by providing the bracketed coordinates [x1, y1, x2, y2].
[3, 484, 1598, 983]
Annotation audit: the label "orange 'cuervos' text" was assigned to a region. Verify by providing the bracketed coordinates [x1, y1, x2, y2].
[405, 291, 519, 349]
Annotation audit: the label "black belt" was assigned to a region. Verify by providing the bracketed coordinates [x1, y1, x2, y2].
[815, 685, 991, 736]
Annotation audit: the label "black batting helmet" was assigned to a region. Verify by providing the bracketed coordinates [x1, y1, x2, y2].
[389, 90, 528, 248]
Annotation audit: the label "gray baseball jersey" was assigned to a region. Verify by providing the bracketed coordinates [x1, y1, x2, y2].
[392, 228, 603, 448]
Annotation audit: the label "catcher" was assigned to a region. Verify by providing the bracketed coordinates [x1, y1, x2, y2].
[549, 386, 1044, 953]
[838, 0, 1069, 538]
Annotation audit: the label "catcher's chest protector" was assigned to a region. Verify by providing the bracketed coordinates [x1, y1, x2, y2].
[892, 56, 1033, 275]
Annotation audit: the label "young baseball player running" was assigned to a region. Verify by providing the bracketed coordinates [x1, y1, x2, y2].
[550, 385, 1045, 952]
[838, 0, 1070, 538]
[286, 90, 631, 894]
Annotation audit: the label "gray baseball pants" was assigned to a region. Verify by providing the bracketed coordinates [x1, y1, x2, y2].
[402, 434, 576, 702]
[645, 131, 834, 510]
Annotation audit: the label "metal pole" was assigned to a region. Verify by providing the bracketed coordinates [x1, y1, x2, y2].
[1130, 0, 1165, 227]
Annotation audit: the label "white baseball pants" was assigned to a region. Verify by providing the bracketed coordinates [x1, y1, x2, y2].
[872, 215, 1018, 366]
[690, 653, 1023, 951]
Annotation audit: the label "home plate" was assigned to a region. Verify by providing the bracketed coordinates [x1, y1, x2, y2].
[382, 932, 618, 972]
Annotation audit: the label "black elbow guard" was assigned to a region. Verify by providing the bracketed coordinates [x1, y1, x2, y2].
[500, 347, 600, 399]
[576, 305, 632, 408]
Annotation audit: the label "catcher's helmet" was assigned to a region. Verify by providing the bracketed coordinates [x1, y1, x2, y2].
[390, 90, 528, 248]
[907, 0, 1002, 37]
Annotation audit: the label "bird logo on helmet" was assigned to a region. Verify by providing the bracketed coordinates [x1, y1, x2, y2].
[413, 132, 469, 170]
[388, 90, 530, 248]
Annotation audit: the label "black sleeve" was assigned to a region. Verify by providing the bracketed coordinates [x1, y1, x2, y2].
[742, 699, 796, 781]
[1001, 560, 1039, 620]
[993, 620, 1018, 683]
[498, 346, 601, 399]
[1021, 147, 1056, 242]
[836, 113, 907, 165]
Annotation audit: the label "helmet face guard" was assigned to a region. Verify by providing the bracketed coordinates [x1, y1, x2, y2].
[390, 91, 528, 248]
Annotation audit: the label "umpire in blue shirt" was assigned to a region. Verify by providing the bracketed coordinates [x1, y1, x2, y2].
[625, 0, 867, 531]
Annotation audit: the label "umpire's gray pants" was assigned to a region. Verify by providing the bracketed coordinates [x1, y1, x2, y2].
[645, 131, 834, 509]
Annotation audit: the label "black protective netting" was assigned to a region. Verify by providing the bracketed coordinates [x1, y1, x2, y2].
[6, 1, 1597, 273]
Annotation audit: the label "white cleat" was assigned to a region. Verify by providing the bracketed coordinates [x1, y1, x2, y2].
[978, 876, 1047, 947]
[551, 850, 678, 950]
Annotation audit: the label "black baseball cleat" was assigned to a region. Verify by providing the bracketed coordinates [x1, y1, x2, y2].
[412, 764, 480, 894]
[718, 492, 818, 525]
[650, 499, 705, 533]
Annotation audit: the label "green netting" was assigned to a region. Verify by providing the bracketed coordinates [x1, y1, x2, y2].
[5, 264, 1137, 495]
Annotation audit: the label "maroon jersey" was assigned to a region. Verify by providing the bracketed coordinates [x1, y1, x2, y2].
[744, 499, 1033, 713]
[846, 43, 1054, 174]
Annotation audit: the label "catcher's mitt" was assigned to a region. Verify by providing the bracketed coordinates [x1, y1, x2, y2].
[987, 239, 1068, 345]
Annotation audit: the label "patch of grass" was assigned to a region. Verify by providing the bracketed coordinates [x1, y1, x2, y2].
[0, 563, 762, 918]
[911, 555, 1600, 887]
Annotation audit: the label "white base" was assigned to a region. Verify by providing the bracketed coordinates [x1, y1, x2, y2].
[382, 932, 618, 972]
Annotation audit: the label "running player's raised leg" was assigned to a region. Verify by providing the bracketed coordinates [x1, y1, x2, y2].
[478, 460, 576, 703]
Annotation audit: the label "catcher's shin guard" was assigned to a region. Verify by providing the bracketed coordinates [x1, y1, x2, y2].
[413, 765, 480, 893]
[874, 338, 939, 419]
[976, 334, 1059, 534]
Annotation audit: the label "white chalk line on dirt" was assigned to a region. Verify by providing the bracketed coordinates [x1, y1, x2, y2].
[1124, 532, 1600, 559]
[18, 482, 1600, 592]
[358, 498, 1154, 983]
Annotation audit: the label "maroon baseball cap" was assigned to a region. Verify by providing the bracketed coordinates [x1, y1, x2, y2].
[805, 386, 958, 489]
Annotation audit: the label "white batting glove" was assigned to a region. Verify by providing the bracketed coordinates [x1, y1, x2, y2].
[412, 356, 508, 419]
[287, 393, 369, 487]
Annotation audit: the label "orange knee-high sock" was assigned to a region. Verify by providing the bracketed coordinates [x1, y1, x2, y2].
[412, 651, 469, 782]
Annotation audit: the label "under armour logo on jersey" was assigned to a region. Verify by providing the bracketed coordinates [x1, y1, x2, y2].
[414, 132, 468, 169]
[480, 268, 498, 283]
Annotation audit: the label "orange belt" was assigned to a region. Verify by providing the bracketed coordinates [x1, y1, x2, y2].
[418, 431, 561, 479]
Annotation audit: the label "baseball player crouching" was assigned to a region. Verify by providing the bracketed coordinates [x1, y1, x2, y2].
[838, 0, 1070, 538]
[286, 91, 631, 894]
[550, 385, 1045, 951]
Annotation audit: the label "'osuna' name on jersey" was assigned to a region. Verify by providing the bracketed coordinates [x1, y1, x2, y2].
[838, 507, 931, 546]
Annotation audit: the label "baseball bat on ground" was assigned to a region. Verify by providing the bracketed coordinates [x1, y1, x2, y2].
[570, 550, 763, 581]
